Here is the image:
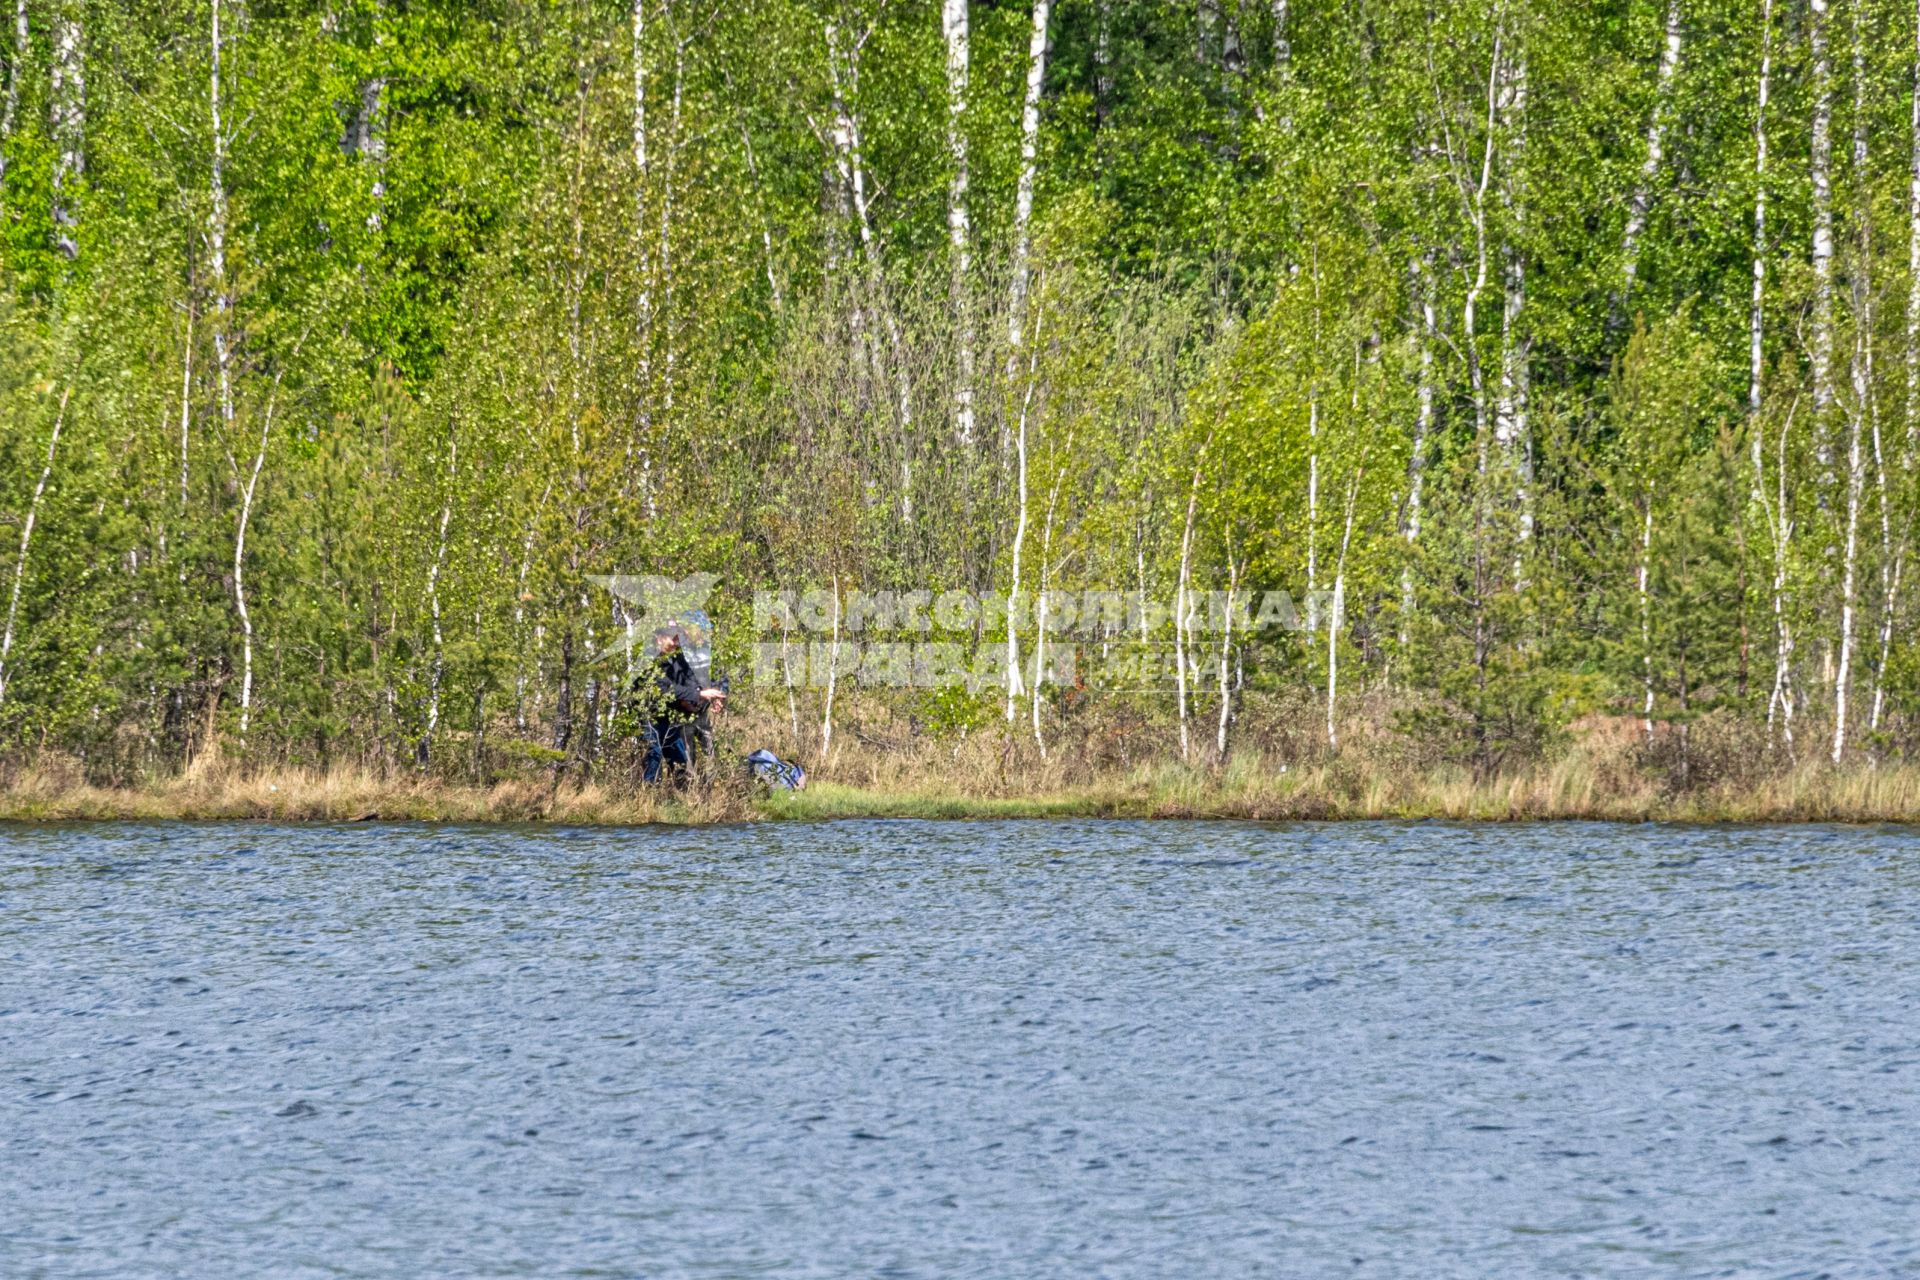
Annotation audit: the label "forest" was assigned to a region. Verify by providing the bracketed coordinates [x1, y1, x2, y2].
[2, 0, 1919, 812]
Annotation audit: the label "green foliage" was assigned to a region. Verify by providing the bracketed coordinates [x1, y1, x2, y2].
[1, 0, 1919, 783]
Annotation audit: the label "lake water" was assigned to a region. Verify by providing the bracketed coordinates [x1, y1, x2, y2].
[2, 820, 1917, 1278]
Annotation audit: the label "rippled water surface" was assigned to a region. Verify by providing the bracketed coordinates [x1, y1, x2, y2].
[4, 820, 1919, 1278]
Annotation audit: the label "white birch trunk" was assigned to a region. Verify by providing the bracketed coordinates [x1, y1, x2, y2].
[660, 42, 685, 427]
[421, 438, 456, 767]
[1175, 464, 1202, 761]
[1095, 0, 1113, 119]
[1222, 6, 1244, 84]
[1638, 490, 1656, 741]
[1751, 0, 1791, 742]
[1031, 582, 1048, 752]
[1006, 0, 1052, 379]
[1834, 2, 1872, 763]
[1909, 0, 1920, 473]
[822, 575, 840, 758]
[1006, 326, 1039, 719]
[1834, 395, 1863, 762]
[208, 0, 253, 735]
[350, 4, 387, 233]
[50, 1, 84, 259]
[1272, 0, 1290, 80]
[1401, 253, 1437, 638]
[0, 388, 71, 709]
[1750, 0, 1772, 419]
[357, 80, 386, 232]
[1810, 0, 1837, 492]
[1881, 0, 1920, 732]
[1870, 379, 1901, 733]
[1461, 36, 1503, 485]
[1216, 557, 1239, 760]
[633, 0, 656, 508]
[232, 377, 282, 742]
[1495, 39, 1532, 564]
[178, 307, 195, 511]
[1767, 411, 1797, 748]
[1305, 390, 1319, 633]
[1618, 0, 1684, 308]
[1031, 425, 1073, 753]
[1327, 472, 1361, 753]
[944, 0, 975, 445]
[0, 0, 26, 194]
[209, 0, 236, 457]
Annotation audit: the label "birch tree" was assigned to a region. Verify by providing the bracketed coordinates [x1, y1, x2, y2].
[1810, 0, 1837, 494]
[1030, 422, 1075, 753]
[0, 0, 26, 198]
[1910, 0, 1920, 469]
[176, 303, 195, 513]
[1197, 0, 1219, 68]
[0, 389, 70, 710]
[2, 0, 1920, 784]
[633, 0, 654, 488]
[1401, 252, 1437, 635]
[1832, 0, 1872, 763]
[1006, 0, 1051, 384]
[209, 0, 237, 467]
[656, 32, 688, 435]
[1612, 317, 1728, 751]
[1637, 475, 1657, 739]
[1749, 0, 1772, 419]
[824, 17, 915, 518]
[50, 1, 84, 259]
[1494, 35, 1532, 564]
[419, 437, 456, 767]
[1006, 298, 1043, 720]
[342, 2, 389, 234]
[1098, 0, 1113, 121]
[1305, 367, 1319, 631]
[1216, 549, 1241, 758]
[944, 0, 975, 445]
[1272, 0, 1290, 81]
[229, 375, 283, 743]
[821, 574, 840, 757]
[1880, 0, 1920, 731]
[1617, 0, 1685, 313]
[1749, 0, 1793, 743]
[1327, 470, 1361, 752]
[1762, 404, 1798, 746]
[1174, 456, 1203, 759]
[1443, 31, 1503, 493]
[207, 0, 255, 739]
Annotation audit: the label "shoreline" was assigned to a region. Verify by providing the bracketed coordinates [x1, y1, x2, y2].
[6, 764, 1920, 826]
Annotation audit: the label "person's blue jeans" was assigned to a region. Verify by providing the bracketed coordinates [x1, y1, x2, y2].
[642, 721, 691, 783]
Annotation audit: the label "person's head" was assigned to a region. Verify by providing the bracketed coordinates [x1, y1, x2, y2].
[653, 624, 682, 655]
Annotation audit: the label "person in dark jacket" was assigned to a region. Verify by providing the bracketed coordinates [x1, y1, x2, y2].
[637, 623, 726, 782]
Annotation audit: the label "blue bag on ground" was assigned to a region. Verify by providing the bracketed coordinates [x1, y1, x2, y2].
[745, 749, 807, 791]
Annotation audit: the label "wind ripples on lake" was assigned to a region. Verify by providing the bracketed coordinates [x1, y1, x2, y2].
[2, 819, 1916, 1277]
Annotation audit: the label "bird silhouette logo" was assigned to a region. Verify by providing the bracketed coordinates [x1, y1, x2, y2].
[587, 573, 721, 665]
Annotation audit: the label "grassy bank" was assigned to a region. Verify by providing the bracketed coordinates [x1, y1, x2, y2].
[6, 740, 1920, 824]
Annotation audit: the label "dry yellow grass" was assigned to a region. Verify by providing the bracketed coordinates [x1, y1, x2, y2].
[6, 721, 1920, 825]
[0, 753, 759, 824]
